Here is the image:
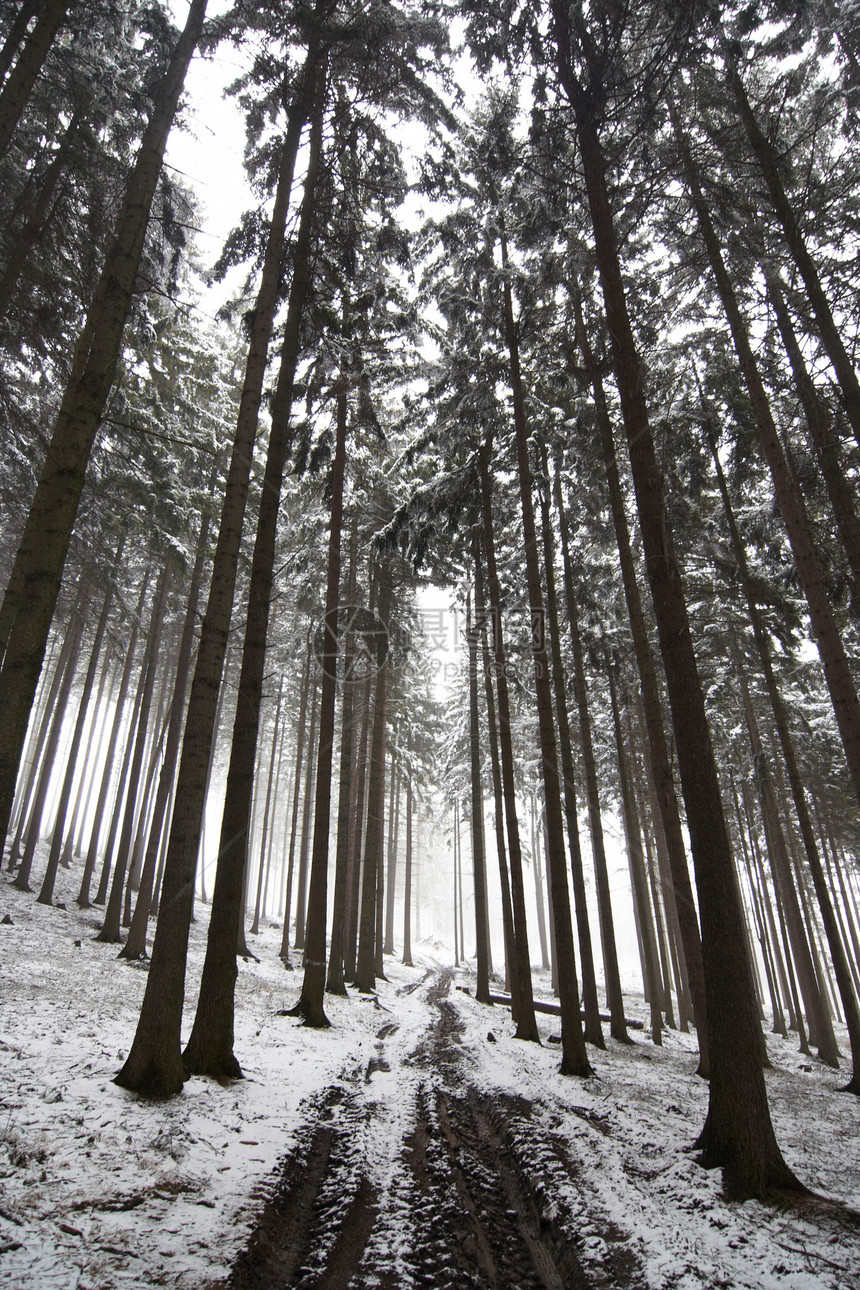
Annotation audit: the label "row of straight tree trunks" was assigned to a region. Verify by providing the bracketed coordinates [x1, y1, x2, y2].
[8, 465, 860, 1087]
[7, 427, 859, 1060]
[3, 0, 860, 1200]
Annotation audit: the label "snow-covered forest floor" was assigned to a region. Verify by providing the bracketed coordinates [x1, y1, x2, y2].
[1, 857, 859, 1290]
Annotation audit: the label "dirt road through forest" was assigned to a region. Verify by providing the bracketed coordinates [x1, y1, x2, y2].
[216, 968, 639, 1290]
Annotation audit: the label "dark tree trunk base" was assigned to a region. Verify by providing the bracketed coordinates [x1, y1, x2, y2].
[182, 1044, 243, 1082]
[694, 1113, 808, 1201]
[280, 999, 331, 1028]
[611, 1026, 635, 1045]
[113, 1059, 185, 1099]
[117, 945, 148, 962]
[560, 1054, 593, 1078]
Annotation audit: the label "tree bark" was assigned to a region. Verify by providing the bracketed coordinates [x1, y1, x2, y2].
[0, 0, 208, 859]
[478, 450, 540, 1042]
[0, 0, 73, 162]
[13, 585, 89, 891]
[402, 756, 414, 967]
[37, 544, 122, 905]
[500, 227, 590, 1076]
[466, 591, 491, 1004]
[77, 575, 148, 906]
[538, 457, 603, 1046]
[474, 538, 518, 1005]
[291, 360, 348, 1027]
[674, 107, 860, 819]
[119, 502, 212, 959]
[114, 30, 332, 1100]
[354, 565, 392, 994]
[554, 490, 630, 1043]
[765, 272, 860, 614]
[551, 15, 799, 1193]
[572, 299, 709, 1072]
[0, 1, 41, 85]
[726, 59, 860, 452]
[280, 640, 311, 965]
[606, 652, 663, 1043]
[96, 562, 170, 944]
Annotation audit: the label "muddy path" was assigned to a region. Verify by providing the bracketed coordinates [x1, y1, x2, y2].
[216, 970, 643, 1290]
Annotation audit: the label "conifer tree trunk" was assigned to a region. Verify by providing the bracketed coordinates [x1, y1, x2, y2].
[572, 304, 709, 1071]
[466, 592, 491, 1004]
[183, 62, 324, 1082]
[702, 346, 860, 1093]
[675, 111, 860, 818]
[538, 459, 603, 1046]
[7, 625, 73, 869]
[97, 563, 171, 944]
[37, 552, 121, 905]
[384, 765, 400, 956]
[478, 452, 539, 1042]
[725, 61, 860, 452]
[0, 1, 41, 84]
[327, 544, 358, 993]
[402, 756, 414, 967]
[474, 540, 517, 1005]
[114, 43, 331, 1098]
[77, 575, 148, 906]
[354, 568, 392, 993]
[119, 502, 212, 960]
[766, 274, 860, 608]
[375, 781, 387, 980]
[0, 0, 208, 859]
[555, 494, 630, 1042]
[530, 797, 550, 974]
[453, 804, 460, 968]
[637, 769, 677, 1029]
[281, 641, 311, 965]
[291, 362, 348, 1027]
[500, 230, 589, 1076]
[65, 641, 116, 867]
[0, 0, 73, 161]
[606, 652, 663, 1044]
[552, 13, 799, 1192]
[13, 586, 89, 890]
[124, 685, 172, 925]
[344, 667, 372, 979]
[294, 680, 319, 952]
[736, 658, 840, 1066]
[251, 681, 283, 937]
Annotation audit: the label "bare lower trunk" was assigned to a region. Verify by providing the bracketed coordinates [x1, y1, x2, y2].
[292, 357, 348, 1028]
[479, 452, 539, 1043]
[500, 232, 589, 1077]
[539, 458, 603, 1047]
[466, 592, 491, 1004]
[573, 305, 708, 1072]
[354, 568, 392, 994]
[553, 28, 798, 1193]
[97, 563, 170, 944]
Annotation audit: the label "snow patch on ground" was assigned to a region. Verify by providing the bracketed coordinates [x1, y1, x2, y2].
[1, 858, 859, 1288]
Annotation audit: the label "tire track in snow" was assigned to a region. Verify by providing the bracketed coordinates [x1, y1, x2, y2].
[219, 967, 617, 1288]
